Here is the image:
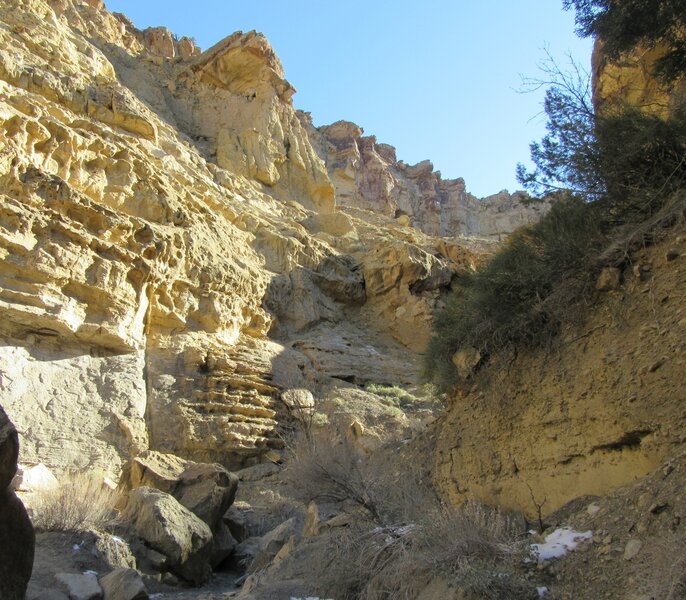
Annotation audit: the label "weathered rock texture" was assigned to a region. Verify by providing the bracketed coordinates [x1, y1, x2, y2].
[121, 450, 238, 529]
[122, 486, 213, 584]
[0, 0, 538, 479]
[592, 38, 686, 118]
[435, 228, 686, 517]
[305, 117, 550, 240]
[0, 405, 35, 600]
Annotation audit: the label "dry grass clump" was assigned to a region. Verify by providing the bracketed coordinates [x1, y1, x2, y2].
[357, 502, 535, 600]
[639, 533, 686, 600]
[31, 471, 120, 532]
[285, 430, 534, 599]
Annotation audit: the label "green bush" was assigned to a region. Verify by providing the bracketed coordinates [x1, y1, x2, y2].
[595, 111, 686, 223]
[423, 194, 604, 390]
[364, 383, 417, 409]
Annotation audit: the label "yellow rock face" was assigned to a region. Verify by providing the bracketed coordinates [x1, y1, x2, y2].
[592, 38, 686, 119]
[0, 0, 494, 475]
[434, 229, 686, 517]
[305, 118, 551, 240]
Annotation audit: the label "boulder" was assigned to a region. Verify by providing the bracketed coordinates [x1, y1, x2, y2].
[99, 568, 148, 600]
[55, 573, 103, 600]
[232, 536, 261, 571]
[92, 534, 137, 571]
[281, 389, 315, 419]
[176, 462, 238, 528]
[0, 405, 35, 600]
[121, 487, 213, 585]
[121, 451, 238, 529]
[12, 462, 58, 492]
[250, 518, 297, 572]
[210, 520, 237, 568]
[235, 463, 280, 483]
[223, 504, 255, 541]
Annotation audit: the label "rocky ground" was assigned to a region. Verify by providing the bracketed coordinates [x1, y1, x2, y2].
[1, 1, 685, 599]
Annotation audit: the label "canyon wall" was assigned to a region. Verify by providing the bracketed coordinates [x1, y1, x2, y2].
[592, 38, 686, 118]
[305, 117, 549, 240]
[0, 0, 502, 477]
[435, 224, 686, 518]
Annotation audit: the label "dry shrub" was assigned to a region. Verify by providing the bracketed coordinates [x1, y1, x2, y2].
[284, 431, 384, 525]
[639, 533, 686, 600]
[359, 502, 535, 600]
[296, 493, 535, 599]
[285, 431, 535, 599]
[32, 471, 120, 532]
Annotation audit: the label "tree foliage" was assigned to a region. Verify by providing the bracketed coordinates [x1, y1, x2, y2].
[424, 4, 686, 391]
[423, 194, 605, 391]
[517, 53, 686, 221]
[516, 54, 602, 199]
[563, 0, 686, 83]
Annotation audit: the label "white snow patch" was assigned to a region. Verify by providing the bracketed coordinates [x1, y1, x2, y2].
[83, 570, 98, 576]
[537, 586, 549, 598]
[531, 527, 592, 562]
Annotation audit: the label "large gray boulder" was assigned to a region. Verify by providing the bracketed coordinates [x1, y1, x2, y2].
[121, 451, 238, 529]
[121, 487, 213, 585]
[0, 404, 35, 600]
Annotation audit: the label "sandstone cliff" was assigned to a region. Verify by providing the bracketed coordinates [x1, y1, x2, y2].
[0, 0, 512, 477]
[592, 37, 686, 118]
[304, 117, 550, 240]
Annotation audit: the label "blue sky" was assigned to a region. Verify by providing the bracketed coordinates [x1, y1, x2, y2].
[104, 1, 593, 198]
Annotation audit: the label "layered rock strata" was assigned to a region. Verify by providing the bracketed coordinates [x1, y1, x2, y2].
[305, 117, 550, 240]
[0, 0, 496, 476]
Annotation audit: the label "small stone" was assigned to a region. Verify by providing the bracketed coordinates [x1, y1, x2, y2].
[663, 463, 675, 477]
[665, 248, 680, 261]
[649, 502, 668, 514]
[303, 502, 322, 537]
[160, 572, 179, 586]
[596, 267, 621, 291]
[99, 568, 148, 600]
[145, 548, 167, 571]
[587, 503, 601, 516]
[648, 357, 667, 372]
[623, 539, 643, 560]
[350, 420, 364, 437]
[451, 346, 482, 379]
[263, 449, 282, 464]
[632, 263, 652, 281]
